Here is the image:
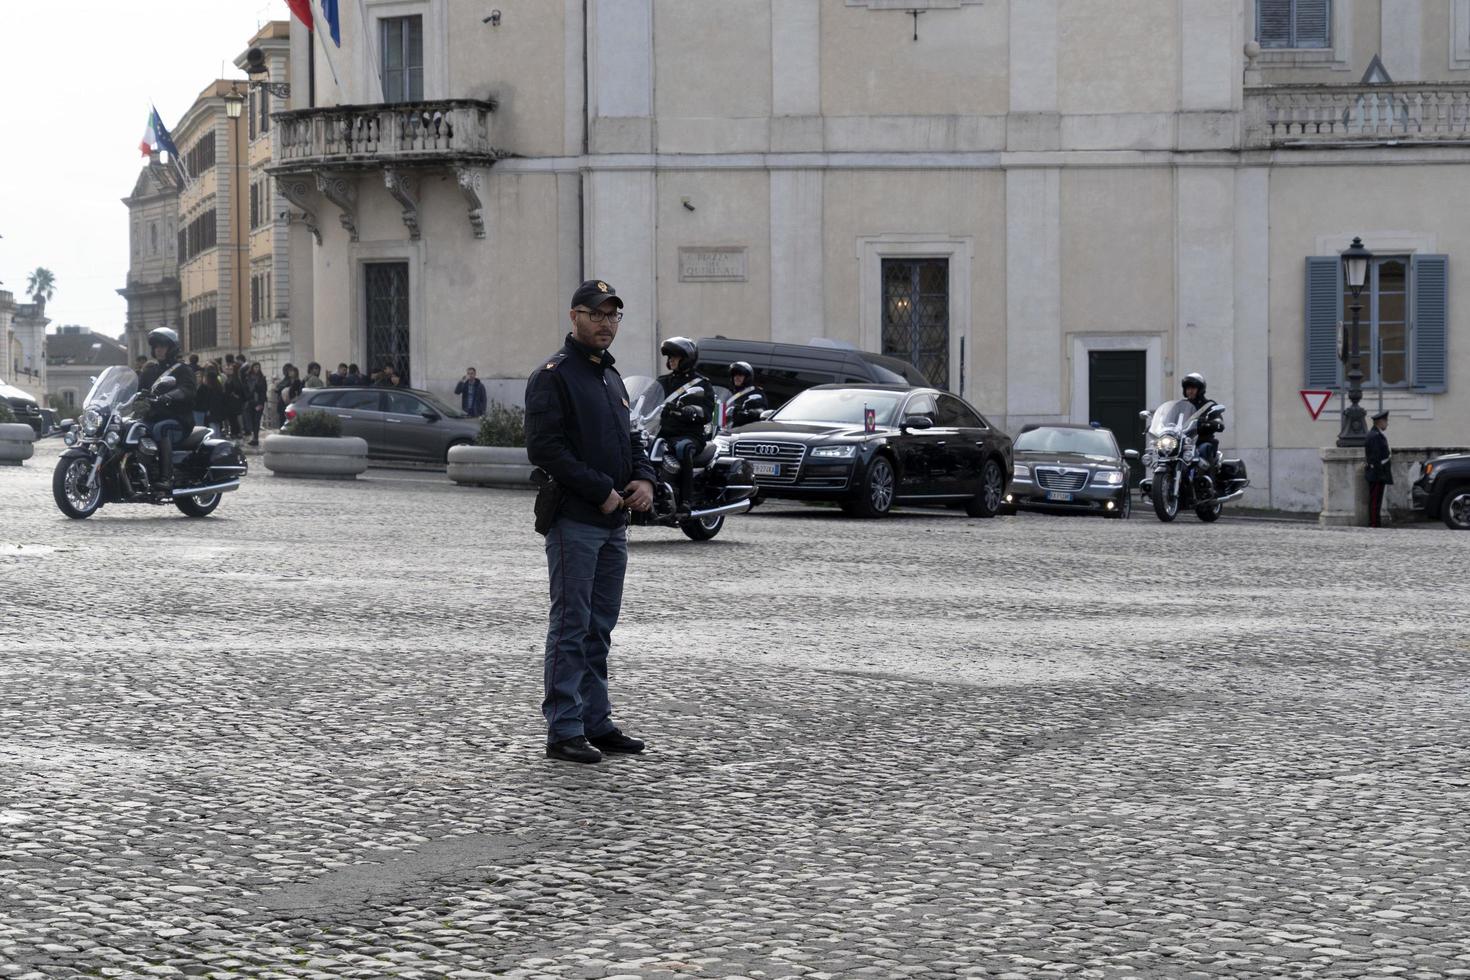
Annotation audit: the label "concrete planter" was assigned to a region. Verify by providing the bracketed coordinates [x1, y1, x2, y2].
[446, 444, 535, 489]
[262, 434, 369, 480]
[0, 423, 36, 466]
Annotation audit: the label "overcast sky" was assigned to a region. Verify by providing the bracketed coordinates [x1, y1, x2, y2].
[0, 1, 291, 336]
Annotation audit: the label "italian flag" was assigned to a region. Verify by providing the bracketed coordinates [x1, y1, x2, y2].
[139, 110, 158, 157]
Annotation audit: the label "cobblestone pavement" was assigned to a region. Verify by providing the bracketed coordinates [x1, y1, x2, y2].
[2, 440, 1468, 979]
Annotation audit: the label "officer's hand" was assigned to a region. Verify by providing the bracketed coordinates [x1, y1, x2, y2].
[623, 480, 654, 512]
[600, 489, 624, 514]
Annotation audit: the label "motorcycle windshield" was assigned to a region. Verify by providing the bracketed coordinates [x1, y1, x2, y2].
[83, 366, 139, 412]
[625, 376, 665, 439]
[1148, 399, 1196, 436]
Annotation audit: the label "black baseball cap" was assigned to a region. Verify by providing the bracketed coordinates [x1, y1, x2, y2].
[570, 279, 623, 310]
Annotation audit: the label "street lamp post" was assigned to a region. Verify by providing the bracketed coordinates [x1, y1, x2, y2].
[1336, 237, 1373, 448]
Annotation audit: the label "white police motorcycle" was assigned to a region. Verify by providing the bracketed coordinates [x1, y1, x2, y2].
[624, 376, 757, 540]
[53, 366, 248, 520]
[1137, 398, 1250, 523]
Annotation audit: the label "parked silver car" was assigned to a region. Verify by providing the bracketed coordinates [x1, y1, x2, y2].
[286, 387, 482, 463]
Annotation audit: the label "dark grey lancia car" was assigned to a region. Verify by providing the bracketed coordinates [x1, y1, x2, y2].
[1002, 423, 1133, 519]
[286, 387, 482, 463]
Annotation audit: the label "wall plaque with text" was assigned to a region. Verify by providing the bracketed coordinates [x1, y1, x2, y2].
[679, 246, 748, 282]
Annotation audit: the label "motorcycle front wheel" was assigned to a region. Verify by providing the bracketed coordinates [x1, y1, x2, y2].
[1151, 469, 1179, 522]
[679, 513, 725, 541]
[53, 456, 102, 520]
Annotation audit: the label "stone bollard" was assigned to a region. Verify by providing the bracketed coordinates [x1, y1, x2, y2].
[262, 434, 369, 479]
[1319, 447, 1368, 526]
[446, 445, 535, 489]
[0, 423, 37, 466]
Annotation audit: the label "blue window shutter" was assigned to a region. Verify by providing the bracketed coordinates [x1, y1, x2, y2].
[1412, 254, 1448, 393]
[1305, 256, 1342, 388]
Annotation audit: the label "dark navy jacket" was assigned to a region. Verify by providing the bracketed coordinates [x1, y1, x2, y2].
[525, 334, 657, 528]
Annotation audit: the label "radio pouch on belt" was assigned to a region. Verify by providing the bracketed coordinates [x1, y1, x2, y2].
[531, 467, 565, 535]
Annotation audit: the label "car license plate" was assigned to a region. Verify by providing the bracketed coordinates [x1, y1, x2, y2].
[751, 461, 781, 477]
[1045, 491, 1074, 502]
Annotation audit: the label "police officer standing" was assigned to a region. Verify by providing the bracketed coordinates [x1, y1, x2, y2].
[1365, 409, 1392, 528]
[524, 279, 657, 764]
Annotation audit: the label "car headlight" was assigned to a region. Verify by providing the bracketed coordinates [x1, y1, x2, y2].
[1092, 469, 1124, 486]
[81, 409, 103, 437]
[1013, 464, 1031, 480]
[1157, 434, 1178, 454]
[810, 445, 857, 459]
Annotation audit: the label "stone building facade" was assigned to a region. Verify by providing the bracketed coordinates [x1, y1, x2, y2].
[46, 326, 129, 411]
[1, 291, 48, 401]
[119, 156, 182, 363]
[270, 0, 1470, 511]
[233, 21, 296, 379]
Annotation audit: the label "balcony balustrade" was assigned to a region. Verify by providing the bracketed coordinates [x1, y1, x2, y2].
[268, 99, 503, 243]
[272, 99, 501, 170]
[1246, 84, 1470, 147]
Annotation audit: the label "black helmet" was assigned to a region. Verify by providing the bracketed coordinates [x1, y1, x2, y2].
[147, 327, 180, 360]
[1182, 372, 1207, 398]
[729, 361, 755, 384]
[661, 337, 698, 369]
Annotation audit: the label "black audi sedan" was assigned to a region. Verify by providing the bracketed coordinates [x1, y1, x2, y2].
[724, 384, 1012, 518]
[1001, 423, 1132, 519]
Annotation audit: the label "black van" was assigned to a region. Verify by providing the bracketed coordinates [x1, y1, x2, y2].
[695, 338, 929, 409]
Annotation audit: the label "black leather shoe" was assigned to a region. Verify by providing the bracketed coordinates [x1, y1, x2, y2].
[589, 729, 645, 754]
[546, 736, 602, 764]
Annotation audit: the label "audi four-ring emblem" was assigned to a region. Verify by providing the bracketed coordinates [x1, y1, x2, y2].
[753, 444, 781, 456]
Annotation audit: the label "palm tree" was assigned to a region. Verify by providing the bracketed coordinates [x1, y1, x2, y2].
[25, 267, 55, 303]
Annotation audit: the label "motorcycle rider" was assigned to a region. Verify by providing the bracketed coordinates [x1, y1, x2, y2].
[137, 327, 197, 492]
[724, 361, 769, 430]
[656, 337, 715, 512]
[1181, 372, 1223, 473]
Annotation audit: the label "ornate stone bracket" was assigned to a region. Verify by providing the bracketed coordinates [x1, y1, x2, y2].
[455, 166, 487, 240]
[316, 172, 359, 242]
[274, 177, 321, 245]
[383, 169, 421, 240]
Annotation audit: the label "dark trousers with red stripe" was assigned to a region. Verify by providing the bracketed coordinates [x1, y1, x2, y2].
[1367, 480, 1387, 527]
[542, 518, 628, 743]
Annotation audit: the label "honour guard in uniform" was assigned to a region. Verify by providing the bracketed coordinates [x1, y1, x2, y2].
[1365, 409, 1392, 528]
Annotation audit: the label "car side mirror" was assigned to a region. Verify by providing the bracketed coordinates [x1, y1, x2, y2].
[758, 409, 775, 421]
[901, 414, 933, 430]
[421, 412, 440, 423]
[1124, 449, 1140, 461]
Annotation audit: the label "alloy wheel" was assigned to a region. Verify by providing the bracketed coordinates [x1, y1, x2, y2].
[870, 459, 895, 512]
[1446, 490, 1470, 530]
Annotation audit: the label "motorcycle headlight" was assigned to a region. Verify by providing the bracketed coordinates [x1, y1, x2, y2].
[1157, 434, 1178, 454]
[63, 430, 78, 447]
[810, 445, 857, 459]
[81, 409, 103, 437]
[1093, 469, 1124, 486]
[1013, 464, 1031, 480]
[104, 432, 121, 448]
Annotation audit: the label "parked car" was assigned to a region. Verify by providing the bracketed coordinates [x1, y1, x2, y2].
[725, 384, 1012, 518]
[1412, 452, 1470, 530]
[0, 377, 45, 436]
[285, 387, 482, 463]
[1001, 423, 1133, 519]
[696, 338, 930, 410]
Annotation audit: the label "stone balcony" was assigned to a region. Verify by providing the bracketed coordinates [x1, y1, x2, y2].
[268, 99, 504, 243]
[1245, 83, 1470, 148]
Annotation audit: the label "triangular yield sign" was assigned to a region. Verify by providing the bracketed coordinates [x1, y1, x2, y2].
[1300, 389, 1333, 421]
